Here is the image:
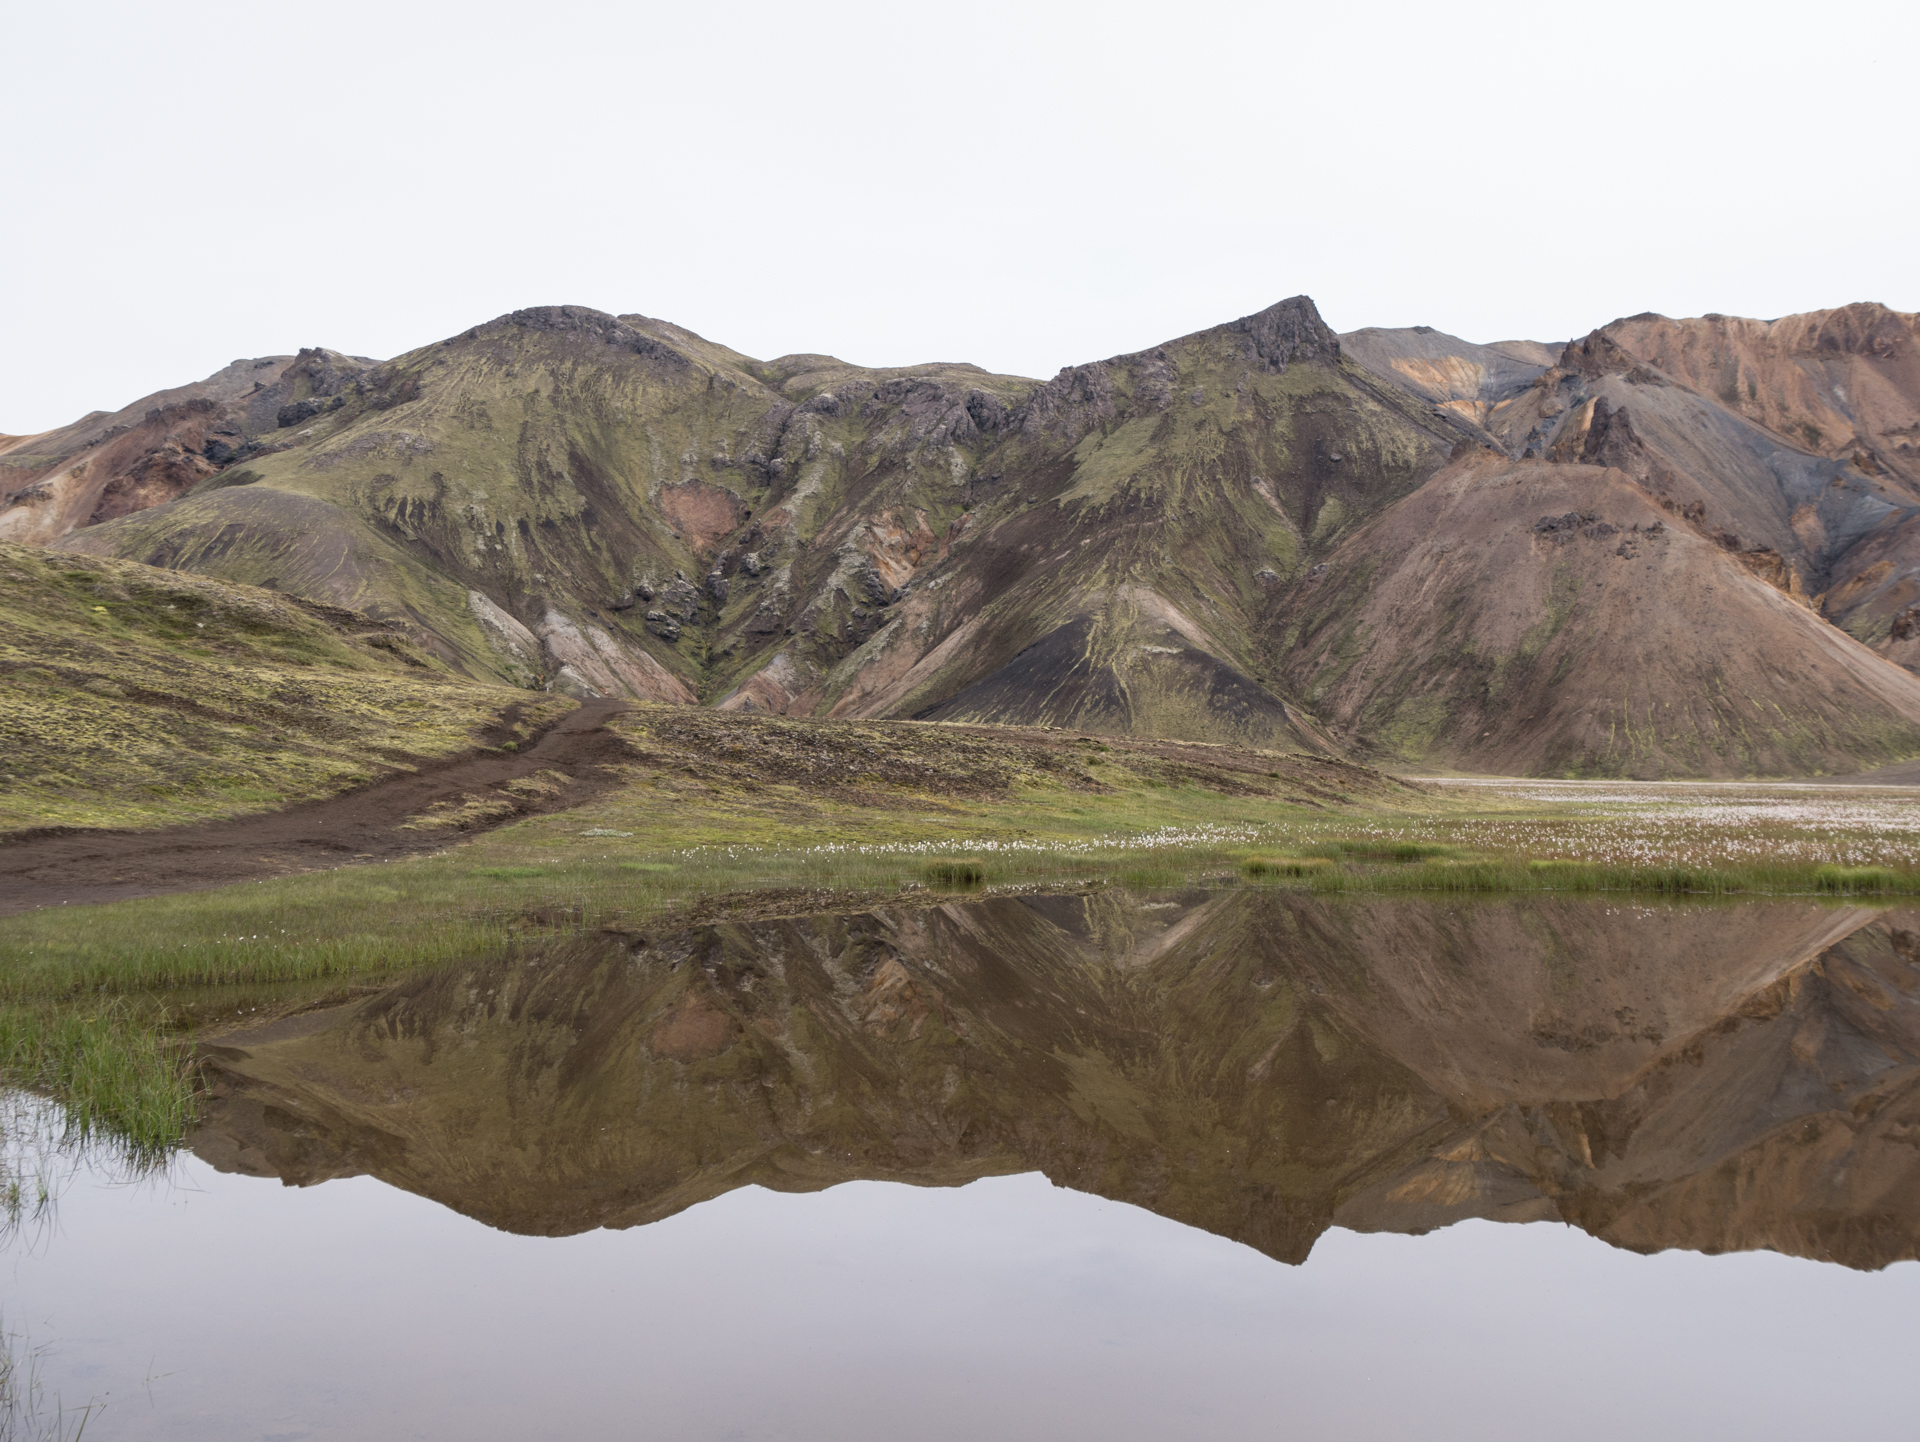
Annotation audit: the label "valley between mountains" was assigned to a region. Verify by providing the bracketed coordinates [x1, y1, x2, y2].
[7, 294, 1920, 782]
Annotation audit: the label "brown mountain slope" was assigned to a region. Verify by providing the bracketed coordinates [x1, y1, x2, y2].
[1279, 452, 1920, 776]
[1339, 325, 1558, 430]
[1598, 306, 1920, 660]
[191, 890, 1920, 1271]
[1350, 307, 1920, 675]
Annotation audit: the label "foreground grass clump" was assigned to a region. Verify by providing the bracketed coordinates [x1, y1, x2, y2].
[1815, 865, 1901, 895]
[1242, 856, 1332, 878]
[0, 1003, 192, 1161]
[922, 858, 987, 889]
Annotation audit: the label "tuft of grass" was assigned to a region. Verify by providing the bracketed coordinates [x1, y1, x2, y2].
[0, 1004, 193, 1163]
[922, 858, 987, 889]
[1242, 855, 1332, 878]
[1115, 864, 1183, 888]
[1302, 839, 1461, 863]
[1815, 865, 1900, 894]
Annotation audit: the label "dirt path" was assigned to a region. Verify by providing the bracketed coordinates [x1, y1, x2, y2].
[0, 699, 632, 916]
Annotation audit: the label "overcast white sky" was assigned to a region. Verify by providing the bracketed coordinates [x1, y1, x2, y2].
[4, 0, 1914, 433]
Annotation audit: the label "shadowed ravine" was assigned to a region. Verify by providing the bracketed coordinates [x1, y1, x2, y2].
[192, 890, 1920, 1270]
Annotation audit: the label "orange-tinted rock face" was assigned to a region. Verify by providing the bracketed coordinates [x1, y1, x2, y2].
[2, 399, 226, 543]
[2, 347, 376, 547]
[1345, 306, 1920, 695]
[658, 481, 749, 556]
[1604, 305, 1920, 488]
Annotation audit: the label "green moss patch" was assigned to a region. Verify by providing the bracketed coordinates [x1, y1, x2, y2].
[0, 541, 557, 830]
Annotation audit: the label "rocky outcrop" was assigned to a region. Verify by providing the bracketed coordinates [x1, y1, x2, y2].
[497, 304, 693, 370]
[534, 607, 694, 703]
[468, 590, 542, 687]
[1232, 293, 1341, 372]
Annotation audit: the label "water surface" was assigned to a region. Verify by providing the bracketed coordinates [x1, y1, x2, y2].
[9, 889, 1919, 1437]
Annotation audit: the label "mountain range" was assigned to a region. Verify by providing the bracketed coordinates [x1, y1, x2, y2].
[7, 294, 1920, 778]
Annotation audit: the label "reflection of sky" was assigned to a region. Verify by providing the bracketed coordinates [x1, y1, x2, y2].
[8, 1156, 1917, 1441]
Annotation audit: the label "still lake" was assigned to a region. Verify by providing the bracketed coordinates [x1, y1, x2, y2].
[8, 888, 1919, 1438]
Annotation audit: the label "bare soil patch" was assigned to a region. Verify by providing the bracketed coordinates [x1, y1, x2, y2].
[0, 700, 632, 915]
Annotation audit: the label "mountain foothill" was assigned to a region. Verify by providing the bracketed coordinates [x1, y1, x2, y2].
[7, 290, 1920, 779]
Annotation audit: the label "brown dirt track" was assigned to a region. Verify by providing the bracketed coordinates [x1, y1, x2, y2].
[0, 700, 631, 916]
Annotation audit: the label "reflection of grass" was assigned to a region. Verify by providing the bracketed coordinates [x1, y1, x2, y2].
[1295, 857, 1920, 896]
[0, 754, 1377, 1146]
[1, 1317, 96, 1441]
[1, 1099, 140, 1437]
[1303, 839, 1459, 863]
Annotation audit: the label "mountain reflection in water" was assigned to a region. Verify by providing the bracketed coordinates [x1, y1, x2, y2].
[193, 890, 1920, 1270]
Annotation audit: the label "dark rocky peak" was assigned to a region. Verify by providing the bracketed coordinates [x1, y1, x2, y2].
[1557, 329, 1666, 385]
[1013, 360, 1116, 438]
[1578, 396, 1645, 470]
[283, 346, 368, 399]
[965, 389, 1010, 432]
[486, 305, 692, 369]
[860, 375, 995, 445]
[1558, 329, 1634, 378]
[1012, 295, 1335, 439]
[1229, 294, 1341, 372]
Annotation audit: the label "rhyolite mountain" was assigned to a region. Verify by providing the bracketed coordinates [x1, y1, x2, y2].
[7, 295, 1920, 778]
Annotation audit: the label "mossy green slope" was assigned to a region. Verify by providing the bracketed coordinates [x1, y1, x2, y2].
[0, 541, 553, 830]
